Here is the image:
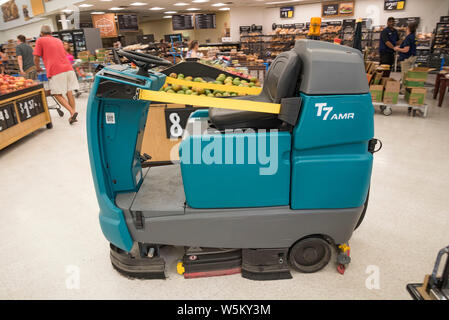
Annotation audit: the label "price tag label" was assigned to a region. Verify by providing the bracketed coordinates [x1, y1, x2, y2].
[164, 107, 207, 139]
[0, 103, 19, 132]
[16, 93, 44, 122]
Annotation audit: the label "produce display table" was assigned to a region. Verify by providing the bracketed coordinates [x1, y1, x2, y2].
[373, 95, 428, 117]
[0, 84, 52, 150]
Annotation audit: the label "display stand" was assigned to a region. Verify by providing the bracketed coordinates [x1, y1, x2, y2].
[373, 95, 428, 117]
[0, 84, 52, 150]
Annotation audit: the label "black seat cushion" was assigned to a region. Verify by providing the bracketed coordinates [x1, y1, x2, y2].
[209, 50, 302, 130]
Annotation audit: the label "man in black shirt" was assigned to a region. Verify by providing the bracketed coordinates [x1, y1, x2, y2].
[379, 17, 399, 76]
[16, 34, 37, 80]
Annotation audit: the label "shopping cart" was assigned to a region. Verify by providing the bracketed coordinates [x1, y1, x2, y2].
[73, 61, 94, 98]
[37, 73, 64, 117]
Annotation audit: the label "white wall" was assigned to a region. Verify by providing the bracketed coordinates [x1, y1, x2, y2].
[230, 0, 449, 41]
[0, 17, 57, 42]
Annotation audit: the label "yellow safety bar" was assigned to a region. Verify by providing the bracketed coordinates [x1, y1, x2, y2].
[139, 89, 281, 114]
[165, 77, 263, 96]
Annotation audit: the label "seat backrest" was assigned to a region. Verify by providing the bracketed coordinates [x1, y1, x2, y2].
[261, 50, 302, 103]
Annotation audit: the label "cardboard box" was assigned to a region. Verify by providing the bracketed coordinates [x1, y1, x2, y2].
[404, 79, 425, 88]
[372, 71, 383, 85]
[383, 80, 400, 104]
[381, 77, 394, 86]
[370, 85, 384, 102]
[406, 67, 433, 81]
[405, 87, 426, 106]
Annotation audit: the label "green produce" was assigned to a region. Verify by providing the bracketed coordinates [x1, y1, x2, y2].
[185, 76, 193, 81]
[194, 77, 203, 82]
[177, 90, 185, 94]
[216, 74, 226, 82]
[185, 89, 193, 95]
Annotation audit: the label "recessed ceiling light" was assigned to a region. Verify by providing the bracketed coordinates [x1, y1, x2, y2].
[187, 7, 199, 11]
[91, 12, 106, 14]
[211, 3, 225, 7]
[109, 7, 124, 10]
[219, 7, 230, 10]
[164, 11, 177, 14]
[78, 4, 93, 7]
[192, 0, 209, 2]
[174, 2, 189, 6]
[149, 7, 165, 10]
[130, 2, 147, 5]
[163, 15, 172, 18]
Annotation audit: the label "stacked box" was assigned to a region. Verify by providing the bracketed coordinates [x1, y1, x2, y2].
[383, 80, 400, 104]
[404, 67, 434, 88]
[370, 84, 384, 102]
[405, 87, 426, 106]
[372, 71, 383, 85]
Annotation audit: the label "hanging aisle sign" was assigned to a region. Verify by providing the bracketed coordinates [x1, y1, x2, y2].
[280, 6, 294, 19]
[92, 13, 118, 38]
[384, 0, 406, 11]
[322, 1, 354, 18]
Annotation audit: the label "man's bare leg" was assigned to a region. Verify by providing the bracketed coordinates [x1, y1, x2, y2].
[53, 94, 75, 116]
[66, 90, 76, 113]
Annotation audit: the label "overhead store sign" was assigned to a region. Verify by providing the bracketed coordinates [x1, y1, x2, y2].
[384, 0, 406, 11]
[92, 13, 118, 38]
[280, 6, 294, 19]
[322, 1, 354, 18]
[117, 14, 139, 32]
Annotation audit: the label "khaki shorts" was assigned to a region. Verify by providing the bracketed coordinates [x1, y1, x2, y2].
[49, 70, 80, 95]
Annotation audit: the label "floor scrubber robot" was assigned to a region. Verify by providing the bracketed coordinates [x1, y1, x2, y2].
[87, 40, 378, 280]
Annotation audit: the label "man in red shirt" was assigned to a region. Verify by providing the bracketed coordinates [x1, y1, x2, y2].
[34, 25, 79, 124]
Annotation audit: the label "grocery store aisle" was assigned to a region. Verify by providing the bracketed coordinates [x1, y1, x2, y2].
[0, 88, 449, 300]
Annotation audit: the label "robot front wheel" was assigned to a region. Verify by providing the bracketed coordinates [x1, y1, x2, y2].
[288, 237, 332, 273]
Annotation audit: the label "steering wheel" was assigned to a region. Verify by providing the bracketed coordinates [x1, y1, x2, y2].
[115, 49, 173, 76]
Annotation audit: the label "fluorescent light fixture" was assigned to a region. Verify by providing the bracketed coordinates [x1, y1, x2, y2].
[91, 11, 106, 14]
[164, 11, 177, 14]
[149, 7, 165, 10]
[192, 0, 209, 2]
[211, 3, 225, 7]
[109, 7, 124, 10]
[174, 2, 189, 6]
[130, 2, 147, 5]
[58, 19, 71, 22]
[265, 0, 298, 4]
[78, 4, 93, 7]
[219, 7, 230, 10]
[187, 7, 199, 10]
[61, 9, 73, 13]
[163, 15, 172, 18]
